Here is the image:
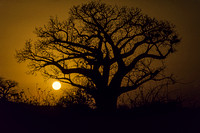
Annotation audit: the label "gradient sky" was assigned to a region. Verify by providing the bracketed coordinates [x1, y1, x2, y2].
[0, 0, 200, 101]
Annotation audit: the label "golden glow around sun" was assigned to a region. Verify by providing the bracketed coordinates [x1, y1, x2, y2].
[52, 81, 61, 90]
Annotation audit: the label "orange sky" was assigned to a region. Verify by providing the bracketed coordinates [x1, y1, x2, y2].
[0, 0, 200, 100]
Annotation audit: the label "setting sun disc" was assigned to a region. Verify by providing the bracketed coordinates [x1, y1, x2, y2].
[52, 81, 61, 90]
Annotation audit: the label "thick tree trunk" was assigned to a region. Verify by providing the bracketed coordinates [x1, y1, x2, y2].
[94, 91, 118, 112]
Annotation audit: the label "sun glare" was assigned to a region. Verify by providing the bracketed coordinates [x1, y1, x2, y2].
[52, 81, 61, 90]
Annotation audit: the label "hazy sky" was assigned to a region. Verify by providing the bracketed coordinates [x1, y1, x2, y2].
[0, 0, 200, 100]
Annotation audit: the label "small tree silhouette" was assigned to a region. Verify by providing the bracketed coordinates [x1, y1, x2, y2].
[0, 77, 18, 103]
[16, 1, 180, 111]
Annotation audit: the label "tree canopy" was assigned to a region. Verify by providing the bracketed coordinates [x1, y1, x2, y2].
[0, 77, 18, 102]
[16, 1, 180, 111]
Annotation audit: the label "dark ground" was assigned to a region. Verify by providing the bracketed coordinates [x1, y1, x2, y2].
[0, 102, 200, 133]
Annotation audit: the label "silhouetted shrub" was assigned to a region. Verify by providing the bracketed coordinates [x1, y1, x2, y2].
[57, 88, 95, 110]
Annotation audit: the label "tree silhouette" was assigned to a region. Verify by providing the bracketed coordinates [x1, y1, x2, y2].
[0, 77, 18, 102]
[16, 1, 180, 111]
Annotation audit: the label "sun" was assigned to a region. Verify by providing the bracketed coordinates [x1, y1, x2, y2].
[52, 81, 61, 90]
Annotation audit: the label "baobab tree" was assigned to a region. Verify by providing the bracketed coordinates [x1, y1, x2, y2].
[16, 1, 180, 111]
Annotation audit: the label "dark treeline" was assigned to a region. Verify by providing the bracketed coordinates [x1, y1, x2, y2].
[0, 96, 200, 133]
[1, 77, 200, 133]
